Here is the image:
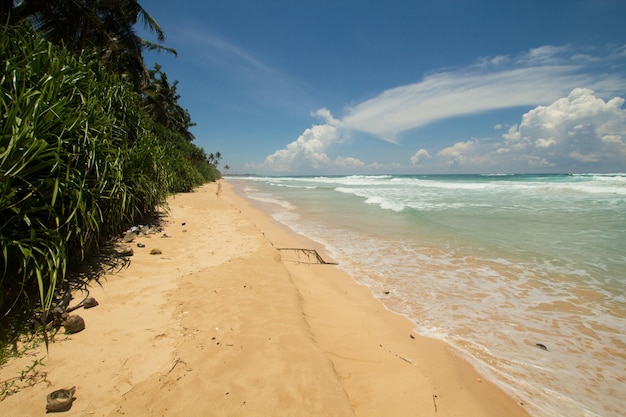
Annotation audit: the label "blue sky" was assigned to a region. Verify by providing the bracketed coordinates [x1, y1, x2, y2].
[140, 0, 626, 175]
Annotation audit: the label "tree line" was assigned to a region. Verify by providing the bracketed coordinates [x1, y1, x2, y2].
[1, 1, 221, 349]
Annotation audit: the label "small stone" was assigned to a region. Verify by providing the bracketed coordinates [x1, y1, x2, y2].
[83, 297, 98, 309]
[150, 248, 162, 255]
[137, 243, 145, 248]
[63, 315, 85, 333]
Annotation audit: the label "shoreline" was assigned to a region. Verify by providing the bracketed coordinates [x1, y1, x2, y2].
[0, 181, 530, 416]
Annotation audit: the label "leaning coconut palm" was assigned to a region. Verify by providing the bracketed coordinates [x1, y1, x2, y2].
[7, 0, 175, 89]
[98, 0, 177, 88]
[207, 152, 222, 168]
[144, 64, 196, 140]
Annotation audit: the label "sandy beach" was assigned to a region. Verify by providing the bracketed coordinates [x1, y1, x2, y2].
[0, 181, 530, 416]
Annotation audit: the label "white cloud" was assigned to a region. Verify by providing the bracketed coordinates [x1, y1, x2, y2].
[334, 156, 365, 168]
[340, 46, 625, 142]
[313, 108, 341, 126]
[183, 29, 275, 75]
[568, 151, 602, 163]
[535, 138, 557, 148]
[261, 123, 338, 172]
[256, 109, 360, 173]
[436, 140, 495, 169]
[410, 149, 431, 166]
[256, 45, 625, 174]
[432, 89, 626, 172]
[181, 27, 312, 113]
[258, 89, 625, 174]
[525, 45, 571, 64]
[499, 88, 626, 168]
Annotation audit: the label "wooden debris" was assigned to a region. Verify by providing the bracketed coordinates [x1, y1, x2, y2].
[277, 248, 337, 265]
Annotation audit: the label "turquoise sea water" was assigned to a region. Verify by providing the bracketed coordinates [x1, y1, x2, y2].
[229, 173, 625, 417]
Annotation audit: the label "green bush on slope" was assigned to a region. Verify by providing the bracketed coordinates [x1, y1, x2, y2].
[0, 25, 219, 345]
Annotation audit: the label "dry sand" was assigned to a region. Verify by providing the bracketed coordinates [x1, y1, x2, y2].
[0, 181, 530, 416]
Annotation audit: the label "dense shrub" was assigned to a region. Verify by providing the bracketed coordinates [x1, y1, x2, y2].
[0, 25, 219, 340]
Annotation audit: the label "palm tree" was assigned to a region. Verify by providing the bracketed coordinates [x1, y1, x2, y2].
[6, 0, 175, 89]
[207, 152, 222, 168]
[99, 0, 177, 88]
[144, 63, 176, 126]
[143, 63, 196, 140]
[206, 152, 222, 169]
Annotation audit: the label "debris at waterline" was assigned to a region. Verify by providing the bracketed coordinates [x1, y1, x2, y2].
[277, 248, 337, 265]
[46, 386, 76, 412]
[121, 223, 164, 242]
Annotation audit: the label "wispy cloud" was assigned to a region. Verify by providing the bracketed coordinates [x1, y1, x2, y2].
[181, 29, 275, 75]
[178, 27, 310, 112]
[340, 45, 626, 143]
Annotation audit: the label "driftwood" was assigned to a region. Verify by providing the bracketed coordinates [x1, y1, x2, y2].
[277, 248, 337, 265]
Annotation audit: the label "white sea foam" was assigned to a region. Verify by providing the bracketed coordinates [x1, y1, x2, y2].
[245, 192, 296, 210]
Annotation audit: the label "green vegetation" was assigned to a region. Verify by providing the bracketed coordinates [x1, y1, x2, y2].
[1, 1, 221, 360]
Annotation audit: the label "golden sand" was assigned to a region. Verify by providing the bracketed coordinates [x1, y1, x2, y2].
[0, 181, 530, 416]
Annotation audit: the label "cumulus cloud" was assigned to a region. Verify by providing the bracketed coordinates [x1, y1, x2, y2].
[256, 109, 365, 173]
[436, 140, 496, 169]
[334, 156, 365, 168]
[261, 123, 338, 172]
[341, 46, 625, 142]
[312, 107, 341, 126]
[434, 88, 626, 172]
[410, 149, 431, 166]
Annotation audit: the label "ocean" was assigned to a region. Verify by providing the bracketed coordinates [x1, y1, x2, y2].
[229, 173, 626, 417]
